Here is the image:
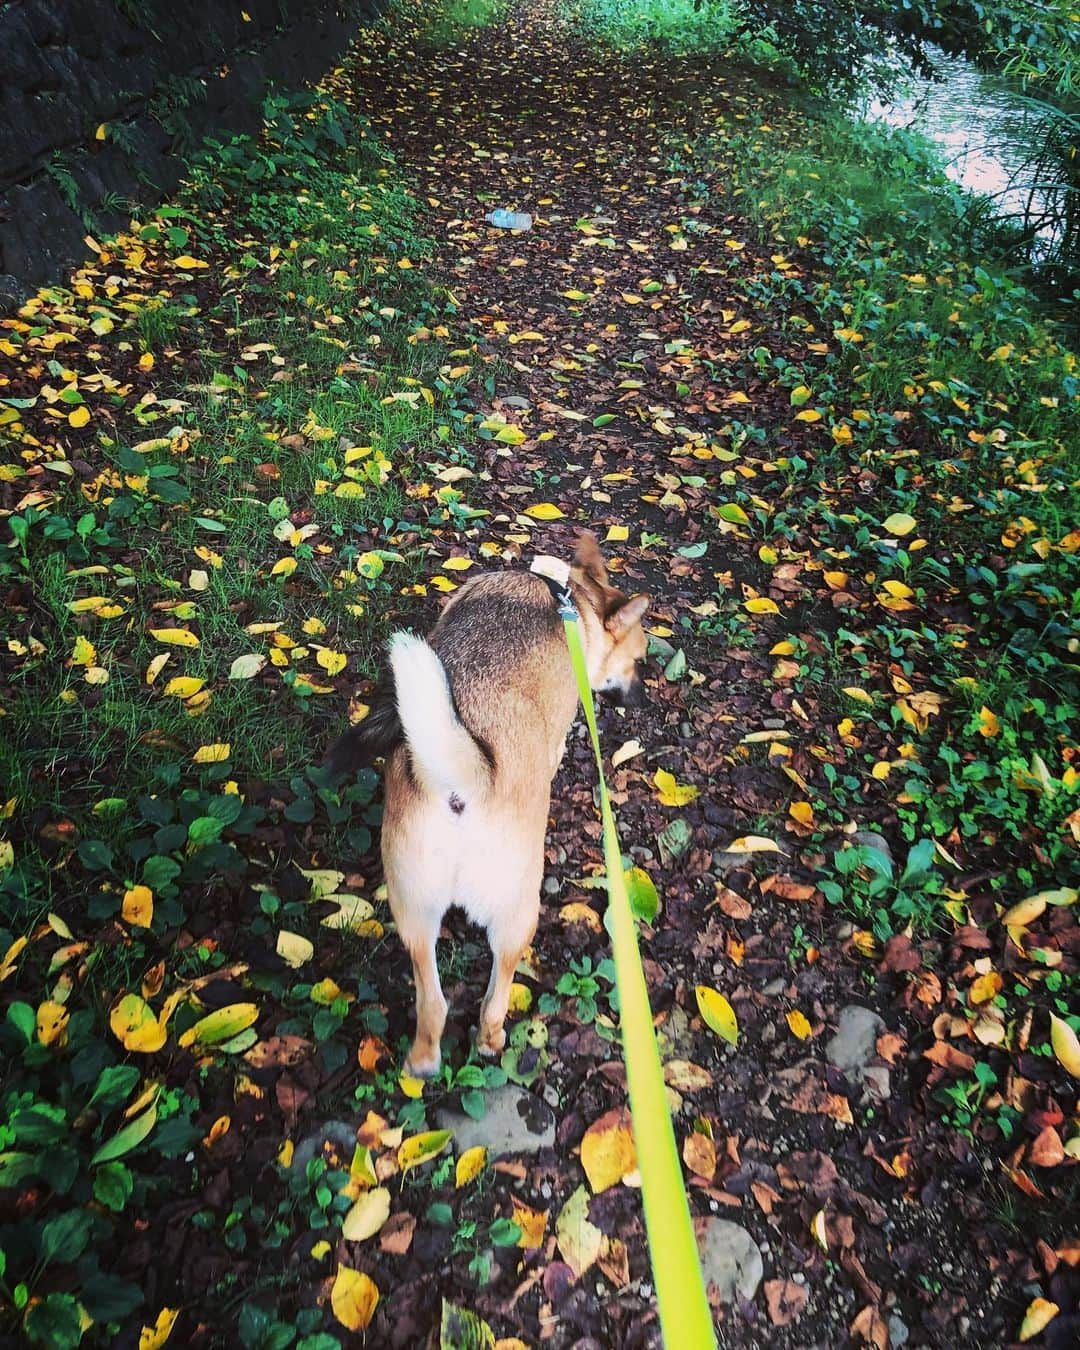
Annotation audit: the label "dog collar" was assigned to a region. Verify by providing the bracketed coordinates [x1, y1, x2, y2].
[530, 555, 579, 621]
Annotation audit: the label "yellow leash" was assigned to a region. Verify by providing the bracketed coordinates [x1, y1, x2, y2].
[532, 558, 716, 1350]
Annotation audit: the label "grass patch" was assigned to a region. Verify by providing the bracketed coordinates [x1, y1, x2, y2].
[0, 61, 484, 1347]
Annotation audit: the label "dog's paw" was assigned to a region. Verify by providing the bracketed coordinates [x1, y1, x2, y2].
[475, 1026, 506, 1057]
[403, 1047, 442, 1079]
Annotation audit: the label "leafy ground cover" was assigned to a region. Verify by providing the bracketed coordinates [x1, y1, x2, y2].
[2, 0, 1079, 1346]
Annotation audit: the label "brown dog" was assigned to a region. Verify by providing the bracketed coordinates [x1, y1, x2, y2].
[328, 532, 649, 1076]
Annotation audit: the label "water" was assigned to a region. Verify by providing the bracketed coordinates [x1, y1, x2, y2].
[866, 47, 1059, 257]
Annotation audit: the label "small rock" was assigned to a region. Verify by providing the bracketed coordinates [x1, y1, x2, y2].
[543, 875, 561, 896]
[435, 1084, 555, 1157]
[889, 1314, 910, 1347]
[851, 829, 894, 864]
[292, 1119, 357, 1172]
[696, 1218, 764, 1305]
[827, 1004, 886, 1083]
[863, 1065, 892, 1101]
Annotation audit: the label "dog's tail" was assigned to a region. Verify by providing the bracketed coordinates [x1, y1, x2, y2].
[387, 632, 492, 802]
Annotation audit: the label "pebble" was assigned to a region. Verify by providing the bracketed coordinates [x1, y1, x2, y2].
[696, 1219, 764, 1304]
[889, 1315, 910, 1347]
[435, 1084, 556, 1157]
[827, 1004, 887, 1092]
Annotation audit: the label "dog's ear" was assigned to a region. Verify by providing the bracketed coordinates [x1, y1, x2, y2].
[574, 529, 608, 586]
[605, 592, 650, 637]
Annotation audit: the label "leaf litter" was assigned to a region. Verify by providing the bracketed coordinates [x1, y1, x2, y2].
[1, 0, 1078, 1346]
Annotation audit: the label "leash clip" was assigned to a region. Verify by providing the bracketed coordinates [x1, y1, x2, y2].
[530, 554, 578, 621]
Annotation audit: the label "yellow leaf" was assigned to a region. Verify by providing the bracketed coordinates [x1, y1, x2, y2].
[652, 768, 700, 807]
[145, 653, 170, 684]
[1019, 1297, 1059, 1342]
[122, 885, 154, 929]
[397, 1129, 452, 1175]
[36, 1000, 70, 1047]
[759, 544, 778, 564]
[398, 1072, 425, 1099]
[794, 408, 822, 422]
[138, 352, 155, 372]
[881, 512, 916, 537]
[511, 1198, 549, 1249]
[580, 1107, 637, 1193]
[341, 1187, 391, 1241]
[442, 556, 474, 571]
[178, 1003, 258, 1049]
[524, 502, 565, 520]
[456, 1146, 487, 1187]
[842, 687, 874, 705]
[1002, 894, 1047, 927]
[71, 635, 96, 666]
[605, 524, 629, 542]
[316, 649, 347, 676]
[110, 993, 167, 1053]
[810, 1209, 828, 1251]
[331, 1266, 379, 1332]
[192, 743, 230, 763]
[149, 628, 199, 647]
[139, 1308, 179, 1350]
[969, 970, 1002, 1005]
[508, 982, 533, 1012]
[276, 930, 314, 968]
[1050, 1013, 1080, 1079]
[978, 706, 1000, 738]
[173, 255, 209, 270]
[68, 405, 91, 428]
[871, 761, 892, 781]
[789, 801, 814, 827]
[556, 1185, 603, 1278]
[163, 677, 205, 699]
[271, 557, 297, 577]
[786, 1009, 812, 1040]
[744, 596, 779, 615]
[726, 835, 784, 854]
[695, 985, 738, 1045]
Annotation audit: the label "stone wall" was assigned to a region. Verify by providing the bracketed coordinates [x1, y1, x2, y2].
[0, 0, 380, 306]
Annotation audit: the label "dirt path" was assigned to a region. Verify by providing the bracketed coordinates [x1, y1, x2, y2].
[330, 4, 1048, 1346]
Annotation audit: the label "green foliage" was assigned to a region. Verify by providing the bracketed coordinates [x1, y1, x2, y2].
[572, 0, 739, 54]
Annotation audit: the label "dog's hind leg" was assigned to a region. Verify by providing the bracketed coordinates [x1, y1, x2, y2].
[396, 908, 447, 1078]
[476, 894, 539, 1058]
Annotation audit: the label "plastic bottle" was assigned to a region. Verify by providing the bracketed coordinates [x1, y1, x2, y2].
[485, 209, 533, 231]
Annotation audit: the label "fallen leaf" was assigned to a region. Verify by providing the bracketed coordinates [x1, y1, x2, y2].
[331, 1265, 379, 1331]
[342, 1187, 391, 1241]
[696, 985, 738, 1045]
[580, 1107, 636, 1192]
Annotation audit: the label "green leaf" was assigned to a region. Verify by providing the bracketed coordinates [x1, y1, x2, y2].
[40, 1208, 93, 1264]
[23, 1292, 85, 1349]
[93, 1161, 133, 1212]
[90, 1102, 158, 1166]
[77, 839, 114, 871]
[440, 1299, 496, 1349]
[662, 649, 687, 681]
[715, 502, 750, 526]
[624, 867, 659, 922]
[0, 1152, 39, 1187]
[87, 1064, 140, 1113]
[592, 413, 615, 426]
[7, 1001, 36, 1045]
